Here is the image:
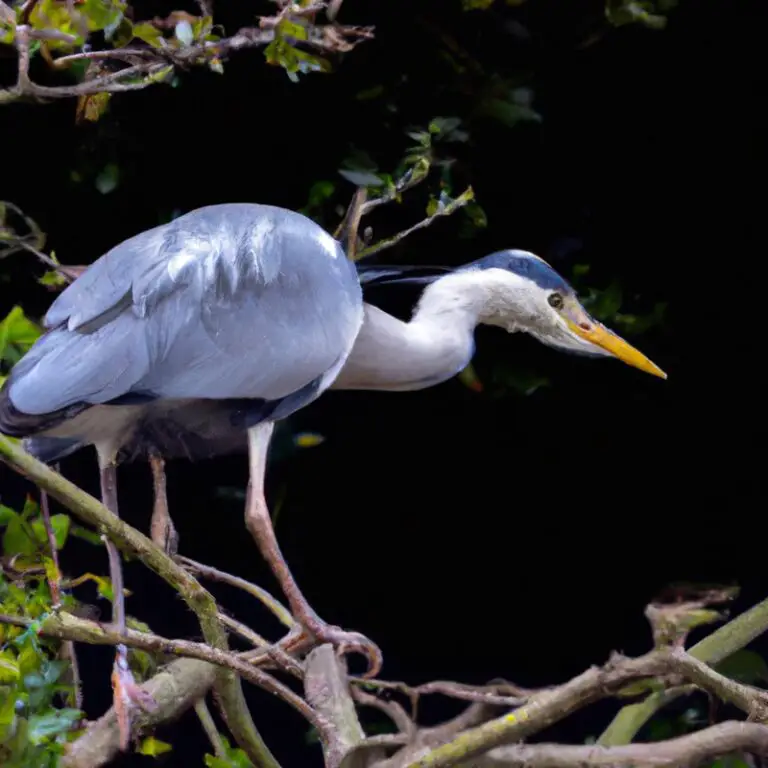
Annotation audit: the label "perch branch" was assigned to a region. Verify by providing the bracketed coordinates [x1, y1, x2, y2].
[305, 644, 367, 768]
[0, 611, 320, 726]
[0, 435, 278, 768]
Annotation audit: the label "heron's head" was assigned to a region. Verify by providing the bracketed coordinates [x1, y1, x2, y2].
[457, 250, 667, 379]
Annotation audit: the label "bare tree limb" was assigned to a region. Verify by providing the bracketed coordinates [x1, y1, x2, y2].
[61, 658, 217, 768]
[472, 722, 768, 767]
[305, 644, 366, 768]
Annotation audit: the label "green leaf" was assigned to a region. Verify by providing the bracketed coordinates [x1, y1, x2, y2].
[3, 513, 36, 556]
[338, 169, 383, 187]
[30, 514, 70, 550]
[715, 650, 768, 685]
[27, 708, 81, 744]
[0, 655, 20, 684]
[0, 306, 42, 366]
[132, 21, 164, 47]
[70, 525, 103, 546]
[0, 504, 16, 524]
[137, 735, 173, 755]
[38, 270, 69, 288]
[94, 163, 120, 195]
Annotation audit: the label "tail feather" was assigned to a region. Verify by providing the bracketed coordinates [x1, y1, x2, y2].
[0, 383, 89, 439]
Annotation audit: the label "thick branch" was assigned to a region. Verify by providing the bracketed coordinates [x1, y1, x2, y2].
[305, 644, 366, 768]
[0, 435, 277, 768]
[390, 643, 768, 768]
[62, 658, 216, 768]
[473, 722, 768, 767]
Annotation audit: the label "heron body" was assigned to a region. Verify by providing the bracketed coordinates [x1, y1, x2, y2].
[0, 203, 364, 463]
[0, 201, 666, 688]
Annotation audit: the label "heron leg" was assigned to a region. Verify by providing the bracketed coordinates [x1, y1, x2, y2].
[97, 453, 157, 750]
[245, 422, 382, 678]
[148, 450, 178, 556]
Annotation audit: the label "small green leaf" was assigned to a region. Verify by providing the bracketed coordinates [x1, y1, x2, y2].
[0, 504, 16, 524]
[70, 525, 103, 546]
[715, 650, 768, 685]
[28, 708, 82, 744]
[0, 655, 20, 684]
[338, 169, 383, 187]
[95, 163, 120, 195]
[137, 735, 173, 755]
[132, 22, 164, 48]
[3, 513, 36, 556]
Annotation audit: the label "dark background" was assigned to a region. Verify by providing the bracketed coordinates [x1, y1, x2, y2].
[0, 0, 764, 764]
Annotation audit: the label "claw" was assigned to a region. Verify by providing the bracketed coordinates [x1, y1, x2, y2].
[283, 624, 382, 678]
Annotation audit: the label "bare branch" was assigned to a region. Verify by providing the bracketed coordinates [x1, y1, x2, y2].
[356, 187, 475, 260]
[305, 644, 366, 768]
[474, 722, 768, 767]
[0, 610, 320, 728]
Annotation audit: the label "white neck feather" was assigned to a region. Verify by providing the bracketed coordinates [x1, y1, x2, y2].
[330, 269, 538, 391]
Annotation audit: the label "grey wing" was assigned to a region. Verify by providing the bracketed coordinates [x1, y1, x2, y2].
[7, 203, 363, 417]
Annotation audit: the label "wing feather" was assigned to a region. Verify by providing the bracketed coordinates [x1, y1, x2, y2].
[6, 203, 363, 418]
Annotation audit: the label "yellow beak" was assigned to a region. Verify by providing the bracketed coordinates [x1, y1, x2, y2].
[565, 318, 667, 379]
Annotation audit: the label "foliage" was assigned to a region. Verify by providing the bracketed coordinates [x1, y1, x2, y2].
[0, 499, 83, 767]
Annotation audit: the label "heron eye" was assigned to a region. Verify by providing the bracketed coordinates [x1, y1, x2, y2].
[548, 292, 564, 310]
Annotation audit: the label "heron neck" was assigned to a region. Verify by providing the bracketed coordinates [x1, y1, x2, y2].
[330, 274, 492, 392]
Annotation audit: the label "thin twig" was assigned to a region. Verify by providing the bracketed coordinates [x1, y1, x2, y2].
[352, 688, 415, 735]
[178, 555, 295, 629]
[39, 489, 62, 605]
[195, 697, 228, 759]
[356, 188, 475, 259]
[351, 677, 531, 711]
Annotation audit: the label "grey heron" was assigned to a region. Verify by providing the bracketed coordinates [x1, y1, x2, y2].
[0, 202, 666, 690]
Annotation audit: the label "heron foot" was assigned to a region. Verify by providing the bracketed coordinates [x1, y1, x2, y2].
[287, 619, 383, 678]
[111, 644, 158, 751]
